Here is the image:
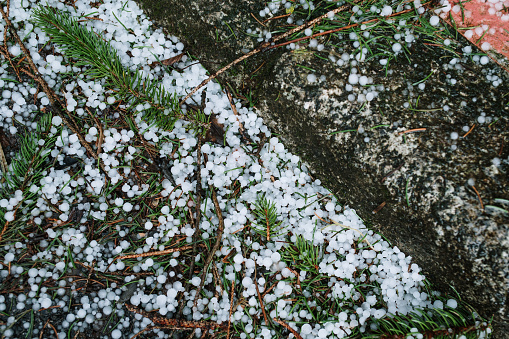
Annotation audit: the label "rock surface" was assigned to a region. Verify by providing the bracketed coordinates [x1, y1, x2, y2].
[135, 0, 509, 336]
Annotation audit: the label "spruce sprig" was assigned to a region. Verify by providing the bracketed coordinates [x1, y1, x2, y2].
[366, 300, 491, 338]
[32, 6, 204, 131]
[4, 113, 56, 191]
[0, 113, 58, 243]
[251, 194, 289, 240]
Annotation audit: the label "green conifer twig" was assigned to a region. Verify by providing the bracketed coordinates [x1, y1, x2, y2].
[32, 6, 208, 131]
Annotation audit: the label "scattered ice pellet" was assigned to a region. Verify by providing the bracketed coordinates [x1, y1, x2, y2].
[52, 116, 62, 126]
[430, 15, 440, 26]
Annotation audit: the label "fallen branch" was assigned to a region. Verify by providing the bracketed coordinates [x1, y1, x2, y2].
[126, 303, 226, 330]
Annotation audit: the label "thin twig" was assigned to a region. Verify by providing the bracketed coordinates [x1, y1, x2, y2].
[126, 304, 226, 330]
[39, 319, 49, 339]
[188, 137, 203, 282]
[130, 326, 158, 339]
[226, 280, 235, 339]
[273, 318, 303, 339]
[185, 329, 197, 339]
[267, 3, 415, 50]
[316, 213, 374, 250]
[254, 264, 269, 326]
[262, 13, 291, 23]
[380, 163, 405, 183]
[179, 0, 362, 106]
[86, 107, 104, 155]
[372, 201, 387, 214]
[0, 137, 8, 176]
[105, 245, 193, 272]
[47, 321, 59, 338]
[225, 89, 248, 140]
[471, 185, 484, 211]
[83, 260, 96, 292]
[462, 124, 475, 138]
[250, 12, 266, 27]
[194, 186, 224, 306]
[398, 128, 427, 135]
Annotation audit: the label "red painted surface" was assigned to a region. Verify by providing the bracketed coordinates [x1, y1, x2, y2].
[443, 0, 509, 63]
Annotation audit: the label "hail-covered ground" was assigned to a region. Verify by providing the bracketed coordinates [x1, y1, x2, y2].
[0, 0, 497, 338]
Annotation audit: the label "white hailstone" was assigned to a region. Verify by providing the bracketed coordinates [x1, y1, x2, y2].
[103, 305, 113, 315]
[156, 295, 167, 306]
[262, 256, 273, 267]
[307, 74, 317, 83]
[233, 253, 244, 264]
[392, 42, 402, 53]
[348, 74, 359, 85]
[76, 308, 87, 319]
[433, 300, 444, 309]
[481, 42, 491, 51]
[59, 202, 70, 212]
[359, 76, 368, 86]
[4, 211, 14, 222]
[381, 5, 392, 16]
[301, 323, 312, 334]
[304, 28, 313, 36]
[450, 132, 459, 140]
[9, 45, 21, 57]
[111, 329, 122, 339]
[4, 253, 15, 263]
[242, 277, 253, 288]
[123, 202, 133, 212]
[51, 116, 62, 126]
[145, 221, 153, 230]
[271, 252, 281, 263]
[191, 276, 201, 286]
[446, 299, 458, 309]
[40, 297, 52, 308]
[429, 15, 440, 26]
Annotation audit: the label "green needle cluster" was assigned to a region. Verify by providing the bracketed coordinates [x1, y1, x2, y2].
[32, 6, 206, 131]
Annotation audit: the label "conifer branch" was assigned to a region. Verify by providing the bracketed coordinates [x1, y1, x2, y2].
[32, 6, 208, 131]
